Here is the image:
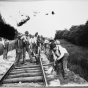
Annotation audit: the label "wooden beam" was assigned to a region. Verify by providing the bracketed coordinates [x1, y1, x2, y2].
[11, 68, 40, 72]
[7, 72, 42, 78]
[15, 65, 40, 69]
[3, 76, 43, 83]
[10, 70, 41, 75]
[12, 67, 40, 71]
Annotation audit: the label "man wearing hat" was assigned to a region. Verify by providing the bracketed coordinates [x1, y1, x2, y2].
[22, 31, 30, 63]
[43, 39, 51, 62]
[44, 39, 50, 53]
[33, 32, 38, 54]
[51, 40, 69, 79]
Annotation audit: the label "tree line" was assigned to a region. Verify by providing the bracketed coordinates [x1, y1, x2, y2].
[0, 13, 17, 40]
[54, 21, 88, 47]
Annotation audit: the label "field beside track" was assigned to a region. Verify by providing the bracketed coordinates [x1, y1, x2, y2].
[59, 39, 88, 81]
[0, 40, 16, 55]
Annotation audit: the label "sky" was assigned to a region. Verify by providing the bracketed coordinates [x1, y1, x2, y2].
[0, 0, 88, 38]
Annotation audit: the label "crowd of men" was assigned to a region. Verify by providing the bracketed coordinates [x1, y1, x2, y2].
[1, 31, 69, 79]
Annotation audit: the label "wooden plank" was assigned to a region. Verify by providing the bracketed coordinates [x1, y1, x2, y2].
[13, 67, 40, 71]
[0, 63, 15, 86]
[14, 62, 53, 69]
[7, 72, 42, 78]
[17, 62, 38, 66]
[1, 82, 44, 86]
[11, 68, 40, 72]
[10, 70, 41, 75]
[3, 76, 43, 83]
[15, 65, 40, 69]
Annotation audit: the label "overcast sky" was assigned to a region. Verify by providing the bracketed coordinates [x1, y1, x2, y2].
[0, 0, 88, 38]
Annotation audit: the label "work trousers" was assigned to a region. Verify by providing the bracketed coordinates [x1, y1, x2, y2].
[15, 48, 23, 65]
[23, 45, 30, 62]
[54, 53, 69, 78]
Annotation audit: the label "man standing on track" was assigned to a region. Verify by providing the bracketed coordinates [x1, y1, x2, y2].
[15, 34, 23, 65]
[44, 39, 50, 55]
[37, 35, 42, 54]
[34, 32, 38, 54]
[21, 31, 31, 63]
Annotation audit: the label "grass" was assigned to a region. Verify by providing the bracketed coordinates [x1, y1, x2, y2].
[59, 39, 88, 81]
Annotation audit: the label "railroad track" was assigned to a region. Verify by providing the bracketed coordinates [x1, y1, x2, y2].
[0, 51, 50, 87]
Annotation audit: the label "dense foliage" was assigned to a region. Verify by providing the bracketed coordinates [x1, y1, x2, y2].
[0, 13, 17, 40]
[54, 21, 88, 47]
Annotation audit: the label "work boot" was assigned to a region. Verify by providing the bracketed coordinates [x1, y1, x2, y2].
[16, 63, 21, 67]
[21, 59, 25, 64]
[21, 62, 25, 65]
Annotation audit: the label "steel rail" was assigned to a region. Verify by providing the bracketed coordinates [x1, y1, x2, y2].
[0, 54, 19, 86]
[0, 47, 49, 87]
[0, 62, 15, 86]
[39, 49, 48, 87]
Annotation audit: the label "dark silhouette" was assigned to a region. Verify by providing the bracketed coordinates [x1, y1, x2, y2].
[54, 20, 88, 47]
[51, 11, 55, 15]
[17, 16, 30, 26]
[0, 13, 17, 40]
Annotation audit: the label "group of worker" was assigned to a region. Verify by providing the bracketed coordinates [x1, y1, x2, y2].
[1, 31, 69, 79]
[14, 31, 69, 79]
[15, 31, 43, 65]
[44, 38, 69, 79]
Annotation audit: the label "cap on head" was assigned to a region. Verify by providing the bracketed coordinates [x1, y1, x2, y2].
[17, 34, 23, 39]
[55, 40, 60, 45]
[44, 39, 49, 44]
[50, 42, 56, 50]
[25, 31, 29, 35]
[35, 32, 38, 36]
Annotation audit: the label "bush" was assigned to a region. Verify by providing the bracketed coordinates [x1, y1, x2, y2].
[54, 20, 88, 47]
[60, 40, 88, 81]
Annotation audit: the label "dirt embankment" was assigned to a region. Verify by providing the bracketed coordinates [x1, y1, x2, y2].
[0, 50, 16, 78]
[60, 39, 88, 82]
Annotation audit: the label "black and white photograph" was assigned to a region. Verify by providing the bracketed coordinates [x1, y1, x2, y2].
[0, 0, 88, 87]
